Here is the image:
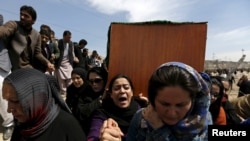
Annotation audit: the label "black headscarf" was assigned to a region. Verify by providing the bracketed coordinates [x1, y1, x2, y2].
[72, 67, 87, 83]
[66, 67, 88, 110]
[100, 97, 139, 134]
[5, 68, 70, 138]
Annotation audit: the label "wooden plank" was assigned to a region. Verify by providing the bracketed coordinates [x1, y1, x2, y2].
[107, 21, 207, 96]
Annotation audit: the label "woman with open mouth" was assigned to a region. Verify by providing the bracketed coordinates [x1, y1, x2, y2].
[87, 74, 141, 141]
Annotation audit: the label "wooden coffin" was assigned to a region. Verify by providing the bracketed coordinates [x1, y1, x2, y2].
[105, 21, 207, 96]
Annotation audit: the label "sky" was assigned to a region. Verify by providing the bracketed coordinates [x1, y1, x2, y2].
[1, 0, 250, 61]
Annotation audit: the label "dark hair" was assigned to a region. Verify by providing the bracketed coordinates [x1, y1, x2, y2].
[50, 30, 55, 36]
[73, 42, 79, 48]
[40, 29, 50, 38]
[63, 30, 71, 37]
[210, 77, 224, 98]
[40, 25, 51, 40]
[108, 74, 134, 94]
[0, 14, 3, 25]
[83, 48, 88, 52]
[40, 24, 51, 32]
[20, 5, 37, 20]
[209, 77, 224, 121]
[215, 76, 231, 89]
[87, 67, 108, 86]
[79, 39, 88, 45]
[148, 65, 199, 107]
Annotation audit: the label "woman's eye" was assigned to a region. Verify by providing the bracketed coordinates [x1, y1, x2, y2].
[114, 87, 121, 90]
[124, 86, 130, 90]
[160, 102, 170, 107]
[9, 100, 19, 104]
[176, 104, 186, 107]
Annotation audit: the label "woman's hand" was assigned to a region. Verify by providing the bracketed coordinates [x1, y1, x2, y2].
[99, 118, 124, 141]
[142, 104, 164, 129]
[138, 93, 149, 104]
[134, 93, 149, 107]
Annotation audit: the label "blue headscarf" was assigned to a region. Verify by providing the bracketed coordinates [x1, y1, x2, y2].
[158, 62, 211, 140]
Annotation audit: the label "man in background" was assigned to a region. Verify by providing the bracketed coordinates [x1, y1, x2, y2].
[0, 5, 54, 72]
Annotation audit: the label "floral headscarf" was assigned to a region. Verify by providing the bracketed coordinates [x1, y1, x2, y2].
[160, 62, 210, 138]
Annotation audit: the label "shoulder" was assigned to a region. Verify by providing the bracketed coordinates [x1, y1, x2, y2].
[223, 100, 234, 110]
[32, 27, 39, 34]
[69, 41, 73, 46]
[58, 39, 63, 44]
[67, 84, 75, 91]
[31, 28, 40, 38]
[40, 110, 86, 140]
[52, 110, 83, 130]
[53, 110, 84, 131]
[130, 108, 144, 124]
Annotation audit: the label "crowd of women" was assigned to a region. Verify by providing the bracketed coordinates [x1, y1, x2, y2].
[3, 60, 250, 141]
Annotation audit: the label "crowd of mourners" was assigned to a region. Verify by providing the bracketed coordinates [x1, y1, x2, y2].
[1, 5, 250, 141]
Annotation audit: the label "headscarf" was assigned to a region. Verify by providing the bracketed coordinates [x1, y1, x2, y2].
[67, 67, 88, 109]
[71, 67, 87, 83]
[45, 74, 71, 113]
[4, 68, 70, 138]
[157, 62, 210, 139]
[101, 97, 139, 134]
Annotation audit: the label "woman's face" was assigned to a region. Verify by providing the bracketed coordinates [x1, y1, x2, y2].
[211, 84, 220, 103]
[71, 73, 84, 88]
[88, 72, 104, 93]
[2, 82, 28, 123]
[222, 81, 231, 95]
[110, 78, 133, 108]
[154, 86, 192, 125]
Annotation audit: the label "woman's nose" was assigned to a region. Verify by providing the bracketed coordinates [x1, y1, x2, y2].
[120, 87, 126, 93]
[166, 108, 177, 117]
[7, 106, 13, 113]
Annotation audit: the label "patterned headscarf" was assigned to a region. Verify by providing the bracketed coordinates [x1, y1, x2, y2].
[5, 68, 69, 138]
[157, 62, 211, 139]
